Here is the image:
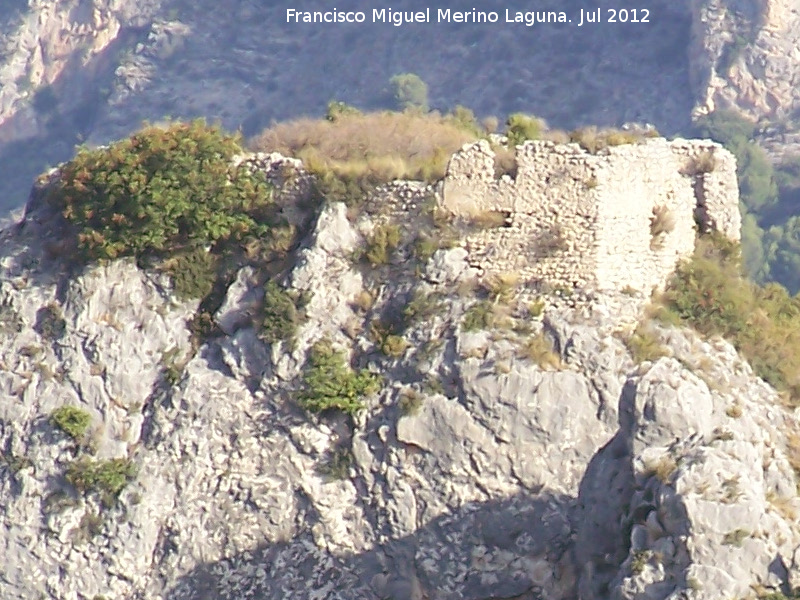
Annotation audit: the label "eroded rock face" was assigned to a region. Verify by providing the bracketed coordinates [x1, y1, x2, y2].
[1, 183, 800, 600]
[689, 0, 800, 121]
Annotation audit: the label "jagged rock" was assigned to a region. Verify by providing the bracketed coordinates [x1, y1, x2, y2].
[2, 159, 800, 600]
[424, 247, 474, 284]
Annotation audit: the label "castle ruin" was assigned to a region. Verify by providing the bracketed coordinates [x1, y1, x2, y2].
[441, 138, 741, 293]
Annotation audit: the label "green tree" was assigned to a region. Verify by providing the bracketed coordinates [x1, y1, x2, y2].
[389, 73, 429, 111]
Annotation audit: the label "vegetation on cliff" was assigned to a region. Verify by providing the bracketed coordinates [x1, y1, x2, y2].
[657, 233, 800, 403]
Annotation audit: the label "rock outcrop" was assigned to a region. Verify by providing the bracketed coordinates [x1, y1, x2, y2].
[1, 150, 800, 600]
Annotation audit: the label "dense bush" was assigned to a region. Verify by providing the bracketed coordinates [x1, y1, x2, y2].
[657, 234, 800, 402]
[363, 224, 401, 266]
[298, 340, 381, 414]
[47, 120, 274, 260]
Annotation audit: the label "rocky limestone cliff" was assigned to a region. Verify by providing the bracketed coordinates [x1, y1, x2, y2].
[689, 0, 800, 122]
[1, 150, 800, 600]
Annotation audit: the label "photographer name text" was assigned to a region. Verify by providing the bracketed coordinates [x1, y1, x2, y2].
[285, 8, 651, 27]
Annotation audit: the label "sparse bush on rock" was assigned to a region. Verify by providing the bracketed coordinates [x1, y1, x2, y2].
[298, 340, 381, 415]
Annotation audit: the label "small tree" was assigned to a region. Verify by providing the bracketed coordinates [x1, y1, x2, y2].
[389, 73, 429, 112]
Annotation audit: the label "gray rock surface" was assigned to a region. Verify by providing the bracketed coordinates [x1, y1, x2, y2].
[2, 186, 800, 600]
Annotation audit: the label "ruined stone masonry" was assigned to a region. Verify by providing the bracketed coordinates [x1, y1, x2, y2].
[441, 138, 741, 293]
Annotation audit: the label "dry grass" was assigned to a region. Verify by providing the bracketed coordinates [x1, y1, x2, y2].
[481, 272, 520, 303]
[521, 332, 562, 370]
[250, 110, 480, 183]
[569, 126, 643, 153]
[624, 325, 670, 363]
[469, 210, 509, 229]
[643, 455, 678, 484]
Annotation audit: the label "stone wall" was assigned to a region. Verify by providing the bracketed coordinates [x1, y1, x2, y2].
[441, 138, 741, 293]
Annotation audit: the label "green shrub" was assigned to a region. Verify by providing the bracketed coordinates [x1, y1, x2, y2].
[298, 340, 381, 414]
[389, 73, 429, 111]
[403, 290, 445, 327]
[0, 299, 23, 336]
[161, 247, 219, 300]
[47, 120, 274, 261]
[35, 303, 66, 341]
[50, 406, 92, 442]
[259, 280, 301, 344]
[446, 105, 484, 137]
[316, 446, 353, 480]
[462, 300, 496, 331]
[160, 347, 185, 386]
[398, 389, 424, 416]
[326, 100, 361, 122]
[363, 224, 401, 266]
[66, 458, 137, 504]
[505, 113, 542, 146]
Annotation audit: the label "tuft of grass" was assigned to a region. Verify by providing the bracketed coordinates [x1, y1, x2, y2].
[521, 332, 562, 370]
[528, 299, 546, 318]
[643, 455, 678, 484]
[160, 347, 185, 387]
[403, 290, 445, 327]
[0, 299, 23, 336]
[688, 151, 716, 175]
[569, 126, 641, 153]
[722, 528, 750, 546]
[650, 205, 676, 249]
[316, 446, 353, 480]
[481, 272, 520, 304]
[398, 389, 424, 416]
[298, 340, 381, 415]
[66, 458, 137, 506]
[468, 210, 509, 230]
[630, 550, 652, 575]
[535, 223, 568, 257]
[50, 406, 92, 443]
[625, 326, 670, 363]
